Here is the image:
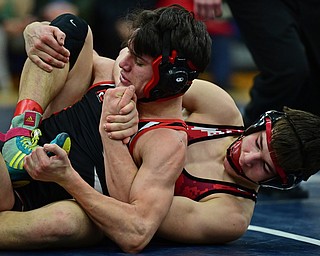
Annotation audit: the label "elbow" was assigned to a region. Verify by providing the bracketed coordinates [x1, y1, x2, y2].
[225, 214, 250, 243]
[114, 223, 154, 254]
[208, 214, 250, 244]
[232, 218, 249, 240]
[118, 235, 148, 254]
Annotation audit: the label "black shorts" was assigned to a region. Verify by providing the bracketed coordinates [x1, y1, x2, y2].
[15, 84, 115, 210]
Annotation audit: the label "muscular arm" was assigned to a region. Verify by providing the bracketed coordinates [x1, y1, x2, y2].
[25, 85, 185, 253]
[183, 79, 243, 126]
[157, 196, 253, 244]
[98, 87, 187, 251]
[102, 125, 186, 250]
[25, 127, 186, 253]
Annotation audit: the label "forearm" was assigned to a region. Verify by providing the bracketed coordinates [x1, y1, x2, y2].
[60, 170, 155, 253]
[102, 133, 137, 202]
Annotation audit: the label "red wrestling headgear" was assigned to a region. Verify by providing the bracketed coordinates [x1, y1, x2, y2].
[227, 110, 303, 190]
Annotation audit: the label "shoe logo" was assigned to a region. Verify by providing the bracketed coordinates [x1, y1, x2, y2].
[70, 19, 77, 27]
[24, 112, 36, 126]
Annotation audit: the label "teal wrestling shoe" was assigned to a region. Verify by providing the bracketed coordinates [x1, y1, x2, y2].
[6, 132, 71, 188]
[1, 111, 71, 187]
[2, 111, 42, 184]
[46, 132, 71, 157]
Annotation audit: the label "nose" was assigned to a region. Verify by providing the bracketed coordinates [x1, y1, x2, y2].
[119, 52, 131, 71]
[242, 151, 261, 168]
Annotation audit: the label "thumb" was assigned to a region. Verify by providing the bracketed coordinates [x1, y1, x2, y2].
[118, 85, 135, 109]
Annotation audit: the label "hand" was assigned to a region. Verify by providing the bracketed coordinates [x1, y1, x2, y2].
[193, 0, 223, 20]
[100, 85, 138, 144]
[24, 22, 70, 72]
[24, 144, 74, 186]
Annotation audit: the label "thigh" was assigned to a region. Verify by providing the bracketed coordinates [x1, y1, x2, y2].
[0, 200, 103, 250]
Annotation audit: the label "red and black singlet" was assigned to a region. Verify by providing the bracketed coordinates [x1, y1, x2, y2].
[174, 121, 258, 202]
[128, 119, 187, 155]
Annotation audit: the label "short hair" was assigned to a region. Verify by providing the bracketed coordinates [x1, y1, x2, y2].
[124, 4, 212, 72]
[271, 107, 320, 181]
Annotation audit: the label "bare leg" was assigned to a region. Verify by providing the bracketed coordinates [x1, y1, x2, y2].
[17, 25, 94, 119]
[17, 57, 69, 115]
[44, 26, 94, 118]
[0, 154, 14, 211]
[0, 200, 103, 250]
[1, 16, 94, 185]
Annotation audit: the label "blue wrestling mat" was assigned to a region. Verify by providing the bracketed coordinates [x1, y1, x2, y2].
[1, 175, 319, 255]
[1, 106, 319, 256]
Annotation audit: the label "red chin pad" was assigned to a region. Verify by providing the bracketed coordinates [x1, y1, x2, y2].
[228, 138, 243, 175]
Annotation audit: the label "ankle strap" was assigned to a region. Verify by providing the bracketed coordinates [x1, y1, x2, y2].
[0, 128, 32, 142]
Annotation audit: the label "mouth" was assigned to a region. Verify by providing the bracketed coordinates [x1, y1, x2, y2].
[120, 72, 130, 86]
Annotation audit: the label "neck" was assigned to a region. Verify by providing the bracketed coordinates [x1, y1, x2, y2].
[137, 96, 183, 120]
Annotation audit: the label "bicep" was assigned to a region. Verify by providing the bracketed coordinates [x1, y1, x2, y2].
[157, 197, 249, 244]
[183, 79, 243, 126]
[128, 131, 187, 226]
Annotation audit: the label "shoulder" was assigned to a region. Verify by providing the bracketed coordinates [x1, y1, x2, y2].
[92, 53, 115, 84]
[183, 79, 243, 126]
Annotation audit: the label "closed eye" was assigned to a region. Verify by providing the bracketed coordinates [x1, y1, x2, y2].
[261, 133, 275, 175]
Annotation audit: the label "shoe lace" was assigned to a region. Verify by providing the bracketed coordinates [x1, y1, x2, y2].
[20, 128, 42, 149]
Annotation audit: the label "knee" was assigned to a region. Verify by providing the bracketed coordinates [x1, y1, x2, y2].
[47, 202, 86, 238]
[50, 13, 89, 70]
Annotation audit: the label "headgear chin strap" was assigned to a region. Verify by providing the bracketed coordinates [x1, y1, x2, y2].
[140, 30, 199, 102]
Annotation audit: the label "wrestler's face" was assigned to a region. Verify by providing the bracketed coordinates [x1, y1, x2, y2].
[117, 47, 154, 99]
[225, 131, 277, 184]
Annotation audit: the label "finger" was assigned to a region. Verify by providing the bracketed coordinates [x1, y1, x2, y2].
[43, 143, 66, 158]
[24, 147, 47, 172]
[104, 120, 135, 132]
[30, 49, 66, 69]
[37, 40, 70, 63]
[29, 55, 54, 72]
[118, 85, 135, 110]
[213, 5, 223, 18]
[51, 27, 67, 48]
[24, 154, 33, 171]
[106, 111, 138, 126]
[119, 100, 136, 115]
[107, 127, 137, 141]
[195, 4, 207, 20]
[122, 137, 130, 144]
[39, 31, 70, 61]
[31, 39, 69, 68]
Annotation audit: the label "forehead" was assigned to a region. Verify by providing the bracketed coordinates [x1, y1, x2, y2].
[246, 130, 275, 166]
[126, 43, 154, 64]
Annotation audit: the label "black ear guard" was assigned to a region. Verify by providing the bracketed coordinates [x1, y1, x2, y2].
[140, 31, 199, 102]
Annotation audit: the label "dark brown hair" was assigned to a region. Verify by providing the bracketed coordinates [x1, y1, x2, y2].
[271, 107, 320, 181]
[124, 4, 212, 72]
